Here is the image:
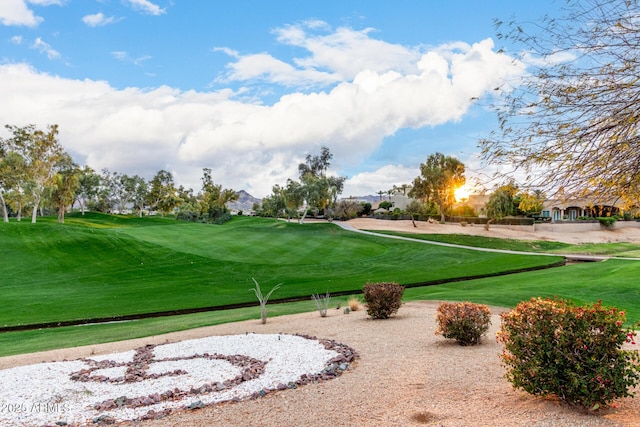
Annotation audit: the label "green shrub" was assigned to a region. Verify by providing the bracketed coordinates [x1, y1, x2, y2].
[497, 297, 639, 410]
[363, 282, 404, 319]
[214, 212, 233, 224]
[435, 301, 491, 346]
[597, 216, 617, 228]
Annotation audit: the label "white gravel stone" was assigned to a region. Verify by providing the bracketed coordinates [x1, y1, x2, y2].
[0, 333, 344, 427]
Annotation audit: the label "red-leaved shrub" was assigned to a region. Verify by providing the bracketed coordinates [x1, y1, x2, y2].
[497, 297, 639, 410]
[362, 282, 404, 319]
[435, 301, 491, 346]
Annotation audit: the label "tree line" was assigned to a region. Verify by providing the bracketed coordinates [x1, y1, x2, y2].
[259, 146, 347, 223]
[0, 126, 355, 225]
[0, 124, 239, 224]
[4, 2, 638, 225]
[0, 123, 553, 227]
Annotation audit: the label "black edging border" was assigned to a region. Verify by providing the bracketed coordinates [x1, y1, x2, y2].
[0, 259, 566, 333]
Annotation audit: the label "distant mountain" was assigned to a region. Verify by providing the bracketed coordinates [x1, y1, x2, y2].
[228, 190, 261, 212]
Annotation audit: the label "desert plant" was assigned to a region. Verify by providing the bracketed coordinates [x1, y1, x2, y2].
[497, 297, 639, 410]
[348, 297, 360, 312]
[250, 278, 281, 324]
[362, 282, 404, 319]
[435, 301, 491, 346]
[311, 291, 331, 317]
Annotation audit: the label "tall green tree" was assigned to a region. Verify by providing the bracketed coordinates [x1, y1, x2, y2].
[146, 169, 181, 217]
[298, 146, 332, 177]
[261, 184, 287, 219]
[409, 153, 465, 222]
[75, 166, 101, 215]
[393, 183, 412, 196]
[101, 170, 146, 214]
[3, 124, 64, 223]
[283, 179, 303, 220]
[129, 175, 148, 217]
[197, 168, 237, 221]
[485, 182, 519, 227]
[0, 147, 26, 222]
[50, 154, 80, 223]
[481, 0, 640, 206]
[518, 190, 545, 217]
[295, 146, 345, 223]
[0, 140, 6, 222]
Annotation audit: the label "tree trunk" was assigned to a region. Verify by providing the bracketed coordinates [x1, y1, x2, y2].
[0, 191, 8, 223]
[58, 206, 65, 224]
[299, 206, 309, 224]
[31, 194, 40, 223]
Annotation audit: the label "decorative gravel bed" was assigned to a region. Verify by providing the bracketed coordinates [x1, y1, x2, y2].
[0, 333, 357, 427]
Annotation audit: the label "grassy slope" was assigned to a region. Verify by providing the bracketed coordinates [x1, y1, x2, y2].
[404, 259, 640, 322]
[1, 215, 639, 357]
[0, 214, 560, 327]
[370, 230, 640, 257]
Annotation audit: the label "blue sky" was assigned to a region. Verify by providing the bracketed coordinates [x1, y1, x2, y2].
[0, 0, 563, 198]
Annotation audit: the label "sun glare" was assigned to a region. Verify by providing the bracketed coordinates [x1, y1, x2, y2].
[454, 186, 471, 202]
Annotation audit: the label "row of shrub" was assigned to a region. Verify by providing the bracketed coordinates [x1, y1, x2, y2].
[257, 280, 638, 410]
[358, 282, 639, 411]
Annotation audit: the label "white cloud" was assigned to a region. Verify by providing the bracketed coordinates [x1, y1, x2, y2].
[111, 51, 127, 61]
[0, 0, 65, 27]
[216, 52, 340, 87]
[0, 0, 43, 27]
[342, 165, 418, 197]
[0, 28, 524, 198]
[276, 23, 420, 79]
[31, 37, 60, 59]
[10, 35, 23, 44]
[111, 51, 151, 65]
[82, 12, 120, 27]
[28, 0, 65, 5]
[521, 50, 577, 67]
[217, 21, 421, 88]
[125, 0, 166, 16]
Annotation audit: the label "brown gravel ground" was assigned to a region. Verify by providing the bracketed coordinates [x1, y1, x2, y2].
[2, 219, 640, 426]
[3, 302, 638, 427]
[343, 217, 640, 244]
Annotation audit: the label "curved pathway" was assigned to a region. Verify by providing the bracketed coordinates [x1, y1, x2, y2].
[332, 221, 640, 262]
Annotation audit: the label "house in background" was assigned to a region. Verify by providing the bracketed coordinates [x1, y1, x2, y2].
[389, 193, 412, 210]
[461, 194, 626, 222]
[465, 194, 490, 217]
[540, 198, 623, 221]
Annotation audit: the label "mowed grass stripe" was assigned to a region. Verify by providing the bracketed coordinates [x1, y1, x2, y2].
[3, 258, 639, 357]
[404, 258, 640, 323]
[1, 214, 561, 327]
[121, 219, 387, 265]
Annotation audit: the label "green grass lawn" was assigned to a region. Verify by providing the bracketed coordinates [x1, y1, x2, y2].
[0, 299, 322, 357]
[370, 230, 640, 257]
[0, 213, 560, 328]
[1, 214, 639, 358]
[404, 258, 640, 322]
